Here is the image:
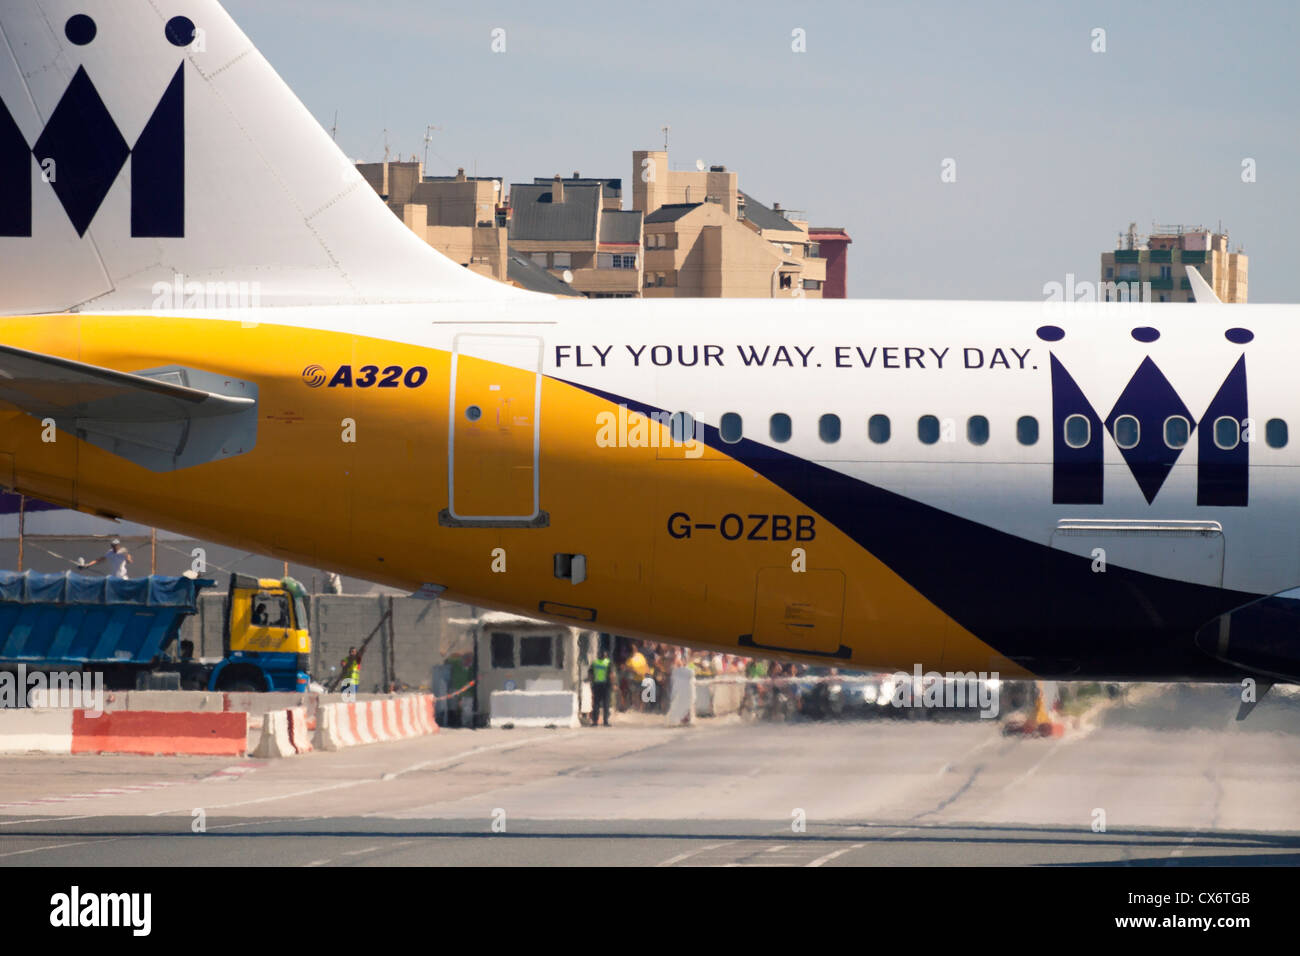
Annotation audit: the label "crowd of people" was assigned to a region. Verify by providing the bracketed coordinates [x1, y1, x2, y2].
[607, 638, 809, 714]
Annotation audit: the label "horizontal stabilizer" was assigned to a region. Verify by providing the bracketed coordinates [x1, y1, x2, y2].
[0, 344, 257, 471]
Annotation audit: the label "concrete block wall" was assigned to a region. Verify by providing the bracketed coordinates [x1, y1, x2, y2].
[177, 594, 478, 694]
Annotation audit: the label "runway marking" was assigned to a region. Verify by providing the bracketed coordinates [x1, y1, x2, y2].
[937, 734, 1002, 776]
[806, 842, 865, 867]
[1165, 835, 1196, 866]
[147, 735, 576, 818]
[0, 838, 108, 859]
[0, 780, 183, 811]
[656, 841, 736, 867]
[341, 845, 382, 857]
[304, 859, 331, 867]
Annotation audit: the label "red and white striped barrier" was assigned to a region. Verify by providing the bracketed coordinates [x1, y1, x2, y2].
[253, 706, 316, 757]
[0, 710, 248, 756]
[313, 694, 437, 753]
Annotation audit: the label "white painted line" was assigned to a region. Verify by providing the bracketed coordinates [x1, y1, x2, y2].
[341, 845, 382, 857]
[656, 841, 735, 867]
[807, 842, 865, 868]
[0, 839, 107, 859]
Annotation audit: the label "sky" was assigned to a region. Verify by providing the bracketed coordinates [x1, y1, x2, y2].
[225, 0, 1300, 301]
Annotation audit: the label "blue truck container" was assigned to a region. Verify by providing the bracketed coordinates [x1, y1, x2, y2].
[0, 571, 311, 691]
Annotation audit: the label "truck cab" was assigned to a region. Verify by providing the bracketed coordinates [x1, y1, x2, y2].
[208, 574, 311, 693]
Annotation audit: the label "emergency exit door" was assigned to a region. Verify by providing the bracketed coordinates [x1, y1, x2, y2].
[442, 334, 547, 526]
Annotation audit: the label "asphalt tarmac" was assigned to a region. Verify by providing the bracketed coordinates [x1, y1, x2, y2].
[3, 683, 1299, 866]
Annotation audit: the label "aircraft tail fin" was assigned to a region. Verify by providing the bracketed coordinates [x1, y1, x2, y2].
[0, 1, 525, 314]
[1185, 264, 1223, 305]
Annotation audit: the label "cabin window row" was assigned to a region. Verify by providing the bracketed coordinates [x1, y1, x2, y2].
[710, 413, 1290, 450]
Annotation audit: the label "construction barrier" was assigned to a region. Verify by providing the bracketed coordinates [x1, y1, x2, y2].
[0, 709, 74, 753]
[489, 690, 579, 728]
[310, 694, 437, 753]
[667, 667, 695, 725]
[71, 710, 247, 756]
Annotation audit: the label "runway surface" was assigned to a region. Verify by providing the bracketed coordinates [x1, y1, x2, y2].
[3, 684, 1299, 866]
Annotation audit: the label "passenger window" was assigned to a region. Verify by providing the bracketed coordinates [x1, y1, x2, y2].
[819, 414, 841, 443]
[1114, 414, 1140, 450]
[917, 415, 940, 445]
[1214, 416, 1240, 450]
[868, 414, 890, 444]
[967, 415, 989, 445]
[669, 411, 695, 444]
[719, 412, 743, 444]
[1016, 416, 1038, 445]
[1064, 414, 1090, 449]
[1164, 415, 1189, 449]
[1266, 418, 1288, 448]
[770, 413, 792, 443]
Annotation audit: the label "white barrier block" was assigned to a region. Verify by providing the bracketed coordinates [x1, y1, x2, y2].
[314, 704, 343, 751]
[286, 706, 313, 754]
[667, 667, 695, 725]
[489, 690, 579, 728]
[253, 710, 296, 758]
[0, 709, 74, 753]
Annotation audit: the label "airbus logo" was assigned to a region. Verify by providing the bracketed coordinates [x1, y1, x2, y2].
[301, 365, 327, 388]
[1043, 324, 1252, 507]
[0, 13, 200, 239]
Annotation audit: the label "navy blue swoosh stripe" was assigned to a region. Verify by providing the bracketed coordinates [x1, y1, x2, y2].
[561, 378, 1258, 679]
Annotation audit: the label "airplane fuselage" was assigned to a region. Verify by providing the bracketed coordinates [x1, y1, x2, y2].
[2, 297, 1297, 682]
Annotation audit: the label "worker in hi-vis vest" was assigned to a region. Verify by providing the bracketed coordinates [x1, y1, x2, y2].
[588, 649, 613, 727]
[340, 645, 362, 697]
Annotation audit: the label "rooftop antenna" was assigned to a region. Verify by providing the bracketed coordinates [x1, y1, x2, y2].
[330, 110, 338, 141]
[661, 124, 670, 151]
[383, 128, 390, 162]
[423, 125, 440, 170]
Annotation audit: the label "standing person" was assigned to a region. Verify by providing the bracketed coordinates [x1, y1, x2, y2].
[339, 645, 363, 696]
[588, 646, 613, 727]
[83, 538, 133, 579]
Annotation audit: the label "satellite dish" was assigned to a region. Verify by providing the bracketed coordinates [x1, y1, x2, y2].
[493, 180, 501, 193]
[695, 158, 705, 171]
[562, 270, 574, 284]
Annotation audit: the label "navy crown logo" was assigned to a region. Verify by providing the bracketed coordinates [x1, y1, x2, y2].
[1043, 325, 1252, 508]
[0, 13, 198, 239]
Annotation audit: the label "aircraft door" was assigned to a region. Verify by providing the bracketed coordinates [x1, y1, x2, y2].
[441, 334, 547, 527]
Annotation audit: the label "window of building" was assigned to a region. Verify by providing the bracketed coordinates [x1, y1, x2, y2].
[490, 632, 514, 668]
[1214, 416, 1240, 450]
[1017, 416, 1038, 445]
[609, 254, 637, 269]
[779, 274, 792, 290]
[770, 413, 792, 443]
[1159, 265, 1172, 280]
[531, 253, 548, 267]
[720, 412, 743, 443]
[1266, 418, 1289, 448]
[802, 279, 821, 290]
[917, 415, 940, 445]
[967, 415, 989, 445]
[552, 252, 571, 268]
[1114, 415, 1140, 449]
[1064, 414, 1090, 448]
[520, 635, 554, 667]
[1105, 266, 1114, 279]
[868, 414, 891, 444]
[1164, 415, 1190, 449]
[819, 414, 841, 443]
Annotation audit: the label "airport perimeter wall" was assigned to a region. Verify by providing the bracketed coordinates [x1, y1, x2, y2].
[180, 594, 477, 693]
